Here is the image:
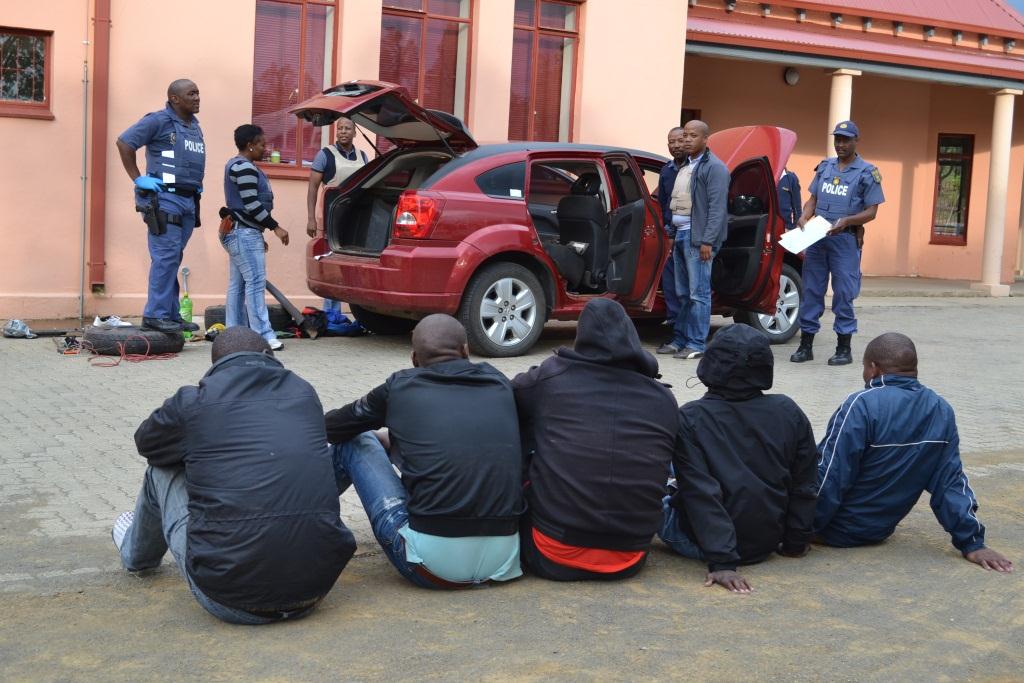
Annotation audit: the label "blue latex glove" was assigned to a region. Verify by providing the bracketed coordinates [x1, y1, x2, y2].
[134, 176, 165, 192]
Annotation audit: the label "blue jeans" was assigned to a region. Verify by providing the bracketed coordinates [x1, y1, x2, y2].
[671, 235, 715, 352]
[221, 227, 274, 342]
[144, 194, 195, 321]
[118, 465, 315, 624]
[658, 495, 705, 560]
[330, 433, 438, 589]
[799, 231, 861, 335]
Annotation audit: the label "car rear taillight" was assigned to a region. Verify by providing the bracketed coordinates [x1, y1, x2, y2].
[393, 191, 445, 239]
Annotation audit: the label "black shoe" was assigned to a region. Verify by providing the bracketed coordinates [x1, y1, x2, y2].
[177, 320, 200, 332]
[828, 335, 853, 366]
[790, 332, 814, 363]
[142, 317, 183, 334]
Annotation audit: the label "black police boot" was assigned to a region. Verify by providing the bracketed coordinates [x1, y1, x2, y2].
[178, 320, 200, 332]
[789, 332, 814, 363]
[828, 334, 853, 366]
[142, 317, 183, 334]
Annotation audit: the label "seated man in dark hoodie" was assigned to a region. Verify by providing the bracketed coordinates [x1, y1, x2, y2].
[660, 324, 818, 593]
[326, 314, 524, 588]
[113, 326, 357, 624]
[814, 332, 1012, 572]
[512, 299, 678, 581]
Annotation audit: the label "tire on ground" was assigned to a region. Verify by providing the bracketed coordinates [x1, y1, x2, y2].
[349, 304, 418, 335]
[734, 262, 802, 344]
[203, 304, 294, 331]
[82, 326, 185, 356]
[457, 261, 547, 358]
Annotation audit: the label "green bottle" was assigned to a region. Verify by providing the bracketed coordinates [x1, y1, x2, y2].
[180, 267, 193, 340]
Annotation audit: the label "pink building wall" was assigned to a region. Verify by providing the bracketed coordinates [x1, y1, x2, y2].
[683, 55, 1023, 281]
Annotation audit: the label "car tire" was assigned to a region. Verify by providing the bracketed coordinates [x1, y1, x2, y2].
[458, 262, 547, 358]
[203, 304, 293, 331]
[349, 304, 417, 335]
[82, 326, 185, 356]
[734, 263, 802, 344]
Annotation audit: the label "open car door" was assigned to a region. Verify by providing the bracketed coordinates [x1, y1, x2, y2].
[708, 126, 796, 313]
[290, 80, 476, 151]
[603, 153, 668, 308]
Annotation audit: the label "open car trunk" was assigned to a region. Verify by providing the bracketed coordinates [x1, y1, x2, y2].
[325, 150, 453, 254]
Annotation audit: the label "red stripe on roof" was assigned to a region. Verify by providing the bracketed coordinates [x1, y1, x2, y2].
[687, 15, 1024, 82]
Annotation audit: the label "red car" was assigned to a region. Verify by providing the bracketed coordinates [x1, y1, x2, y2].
[293, 81, 802, 357]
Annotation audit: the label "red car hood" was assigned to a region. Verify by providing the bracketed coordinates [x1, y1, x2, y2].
[709, 126, 797, 177]
[291, 80, 476, 151]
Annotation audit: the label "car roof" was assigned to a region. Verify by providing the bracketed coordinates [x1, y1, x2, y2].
[425, 142, 668, 186]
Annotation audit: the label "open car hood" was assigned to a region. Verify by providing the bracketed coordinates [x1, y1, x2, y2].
[709, 126, 797, 177]
[290, 80, 476, 151]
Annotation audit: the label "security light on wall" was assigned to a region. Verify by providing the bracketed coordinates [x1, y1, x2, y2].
[784, 67, 800, 86]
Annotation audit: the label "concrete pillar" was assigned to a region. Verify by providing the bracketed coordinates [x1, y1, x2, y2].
[971, 88, 1022, 297]
[826, 69, 861, 155]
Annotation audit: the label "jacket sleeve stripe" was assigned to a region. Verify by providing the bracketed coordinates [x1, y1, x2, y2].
[816, 386, 879, 496]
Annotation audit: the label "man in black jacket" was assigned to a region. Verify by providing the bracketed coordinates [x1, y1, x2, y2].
[326, 314, 523, 589]
[660, 323, 817, 593]
[513, 299, 678, 580]
[112, 327, 356, 624]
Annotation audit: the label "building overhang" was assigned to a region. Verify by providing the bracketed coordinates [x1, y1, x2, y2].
[687, 15, 1024, 90]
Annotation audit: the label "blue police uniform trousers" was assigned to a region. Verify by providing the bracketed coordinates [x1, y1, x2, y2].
[661, 251, 680, 322]
[145, 192, 195, 322]
[799, 231, 860, 335]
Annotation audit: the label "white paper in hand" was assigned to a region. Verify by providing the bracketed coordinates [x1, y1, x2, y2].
[780, 215, 831, 254]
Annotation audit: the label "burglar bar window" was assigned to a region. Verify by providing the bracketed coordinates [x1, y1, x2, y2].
[930, 134, 973, 246]
[251, 0, 337, 172]
[508, 0, 580, 142]
[0, 27, 53, 120]
[379, 0, 472, 121]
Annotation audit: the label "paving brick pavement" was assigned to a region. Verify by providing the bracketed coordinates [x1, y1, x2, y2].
[0, 296, 1021, 579]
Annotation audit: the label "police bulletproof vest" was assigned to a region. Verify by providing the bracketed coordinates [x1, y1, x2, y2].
[224, 156, 274, 228]
[323, 145, 367, 188]
[144, 108, 206, 189]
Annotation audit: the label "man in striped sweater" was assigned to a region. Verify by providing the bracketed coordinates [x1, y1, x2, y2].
[813, 332, 1012, 572]
[222, 124, 289, 351]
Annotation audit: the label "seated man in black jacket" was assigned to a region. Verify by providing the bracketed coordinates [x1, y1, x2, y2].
[660, 323, 818, 593]
[513, 299, 678, 581]
[112, 327, 356, 624]
[326, 314, 523, 589]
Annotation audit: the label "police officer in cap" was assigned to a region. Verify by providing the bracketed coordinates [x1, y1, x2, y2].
[790, 120, 884, 366]
[116, 79, 206, 335]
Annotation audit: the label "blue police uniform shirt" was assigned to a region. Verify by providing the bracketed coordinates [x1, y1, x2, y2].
[808, 154, 884, 223]
[118, 103, 206, 215]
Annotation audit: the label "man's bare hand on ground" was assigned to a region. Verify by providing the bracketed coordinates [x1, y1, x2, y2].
[965, 547, 1014, 572]
[705, 570, 752, 593]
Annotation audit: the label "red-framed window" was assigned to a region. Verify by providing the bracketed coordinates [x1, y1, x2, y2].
[508, 0, 580, 142]
[379, 1, 472, 122]
[252, 0, 337, 175]
[0, 27, 53, 120]
[930, 134, 974, 246]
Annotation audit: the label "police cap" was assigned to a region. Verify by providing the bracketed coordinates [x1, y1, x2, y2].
[832, 120, 860, 138]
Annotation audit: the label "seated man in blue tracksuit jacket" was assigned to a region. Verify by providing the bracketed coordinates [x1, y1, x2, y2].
[814, 332, 1013, 572]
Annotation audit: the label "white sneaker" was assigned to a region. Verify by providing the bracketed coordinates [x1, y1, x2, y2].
[268, 338, 283, 351]
[93, 315, 133, 329]
[111, 510, 134, 551]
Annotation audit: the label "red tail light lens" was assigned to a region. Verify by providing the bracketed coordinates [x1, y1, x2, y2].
[393, 191, 445, 239]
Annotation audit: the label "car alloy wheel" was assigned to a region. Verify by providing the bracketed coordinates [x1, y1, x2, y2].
[734, 263, 802, 344]
[458, 262, 547, 357]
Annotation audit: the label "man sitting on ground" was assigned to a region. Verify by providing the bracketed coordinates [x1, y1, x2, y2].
[660, 324, 818, 593]
[112, 327, 357, 624]
[513, 299, 678, 581]
[814, 332, 1013, 572]
[325, 314, 523, 588]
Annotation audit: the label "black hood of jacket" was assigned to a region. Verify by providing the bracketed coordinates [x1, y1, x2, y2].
[556, 298, 660, 378]
[696, 324, 773, 400]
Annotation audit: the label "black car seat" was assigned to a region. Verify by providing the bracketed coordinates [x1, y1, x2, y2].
[555, 172, 608, 289]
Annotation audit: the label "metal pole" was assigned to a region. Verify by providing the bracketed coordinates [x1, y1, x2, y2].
[78, 7, 91, 328]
